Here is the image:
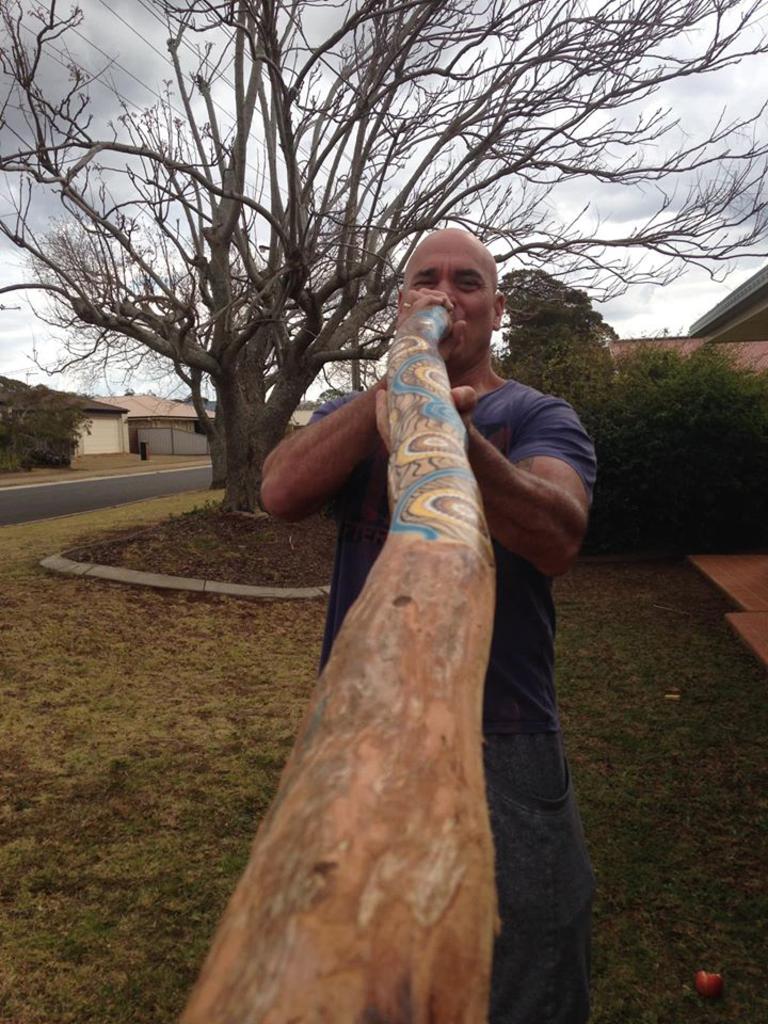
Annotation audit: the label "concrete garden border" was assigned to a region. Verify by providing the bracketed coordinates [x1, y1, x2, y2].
[40, 553, 330, 600]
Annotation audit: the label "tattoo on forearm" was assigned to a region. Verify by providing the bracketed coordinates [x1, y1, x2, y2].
[514, 457, 535, 471]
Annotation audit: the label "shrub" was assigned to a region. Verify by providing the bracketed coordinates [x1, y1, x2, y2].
[20, 444, 73, 470]
[579, 346, 768, 554]
[0, 448, 22, 472]
[0, 376, 85, 472]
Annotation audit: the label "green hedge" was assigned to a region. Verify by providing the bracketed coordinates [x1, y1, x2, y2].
[0, 376, 85, 473]
[577, 346, 768, 554]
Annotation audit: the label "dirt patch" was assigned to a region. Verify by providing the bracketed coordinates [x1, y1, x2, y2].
[65, 507, 338, 587]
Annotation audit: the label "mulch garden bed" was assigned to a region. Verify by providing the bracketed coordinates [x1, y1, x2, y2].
[65, 507, 338, 588]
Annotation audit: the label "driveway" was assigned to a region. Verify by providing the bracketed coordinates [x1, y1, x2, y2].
[0, 465, 214, 525]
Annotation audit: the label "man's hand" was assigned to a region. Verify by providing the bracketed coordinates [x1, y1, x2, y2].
[398, 288, 467, 363]
[451, 385, 478, 428]
[375, 384, 477, 452]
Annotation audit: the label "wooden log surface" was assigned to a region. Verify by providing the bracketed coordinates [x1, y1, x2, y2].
[181, 306, 498, 1023]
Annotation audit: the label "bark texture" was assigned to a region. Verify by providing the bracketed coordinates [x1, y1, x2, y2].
[181, 307, 497, 1023]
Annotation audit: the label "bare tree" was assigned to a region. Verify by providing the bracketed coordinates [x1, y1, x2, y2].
[2, 0, 768, 510]
[22, 219, 229, 483]
[318, 353, 384, 397]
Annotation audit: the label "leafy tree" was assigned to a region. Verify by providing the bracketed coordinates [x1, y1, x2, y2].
[0, 376, 88, 471]
[316, 388, 348, 403]
[3, 1, 768, 510]
[494, 270, 617, 408]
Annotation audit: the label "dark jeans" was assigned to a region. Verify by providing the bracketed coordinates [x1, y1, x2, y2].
[483, 733, 595, 1024]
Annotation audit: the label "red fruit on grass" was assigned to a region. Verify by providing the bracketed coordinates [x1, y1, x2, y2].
[695, 971, 724, 998]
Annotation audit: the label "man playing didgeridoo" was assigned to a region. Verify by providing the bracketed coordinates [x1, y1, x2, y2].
[261, 228, 597, 1024]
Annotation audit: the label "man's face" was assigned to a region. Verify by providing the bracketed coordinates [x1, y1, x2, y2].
[401, 231, 504, 376]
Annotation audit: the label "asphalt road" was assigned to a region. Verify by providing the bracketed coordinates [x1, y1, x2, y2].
[0, 466, 213, 526]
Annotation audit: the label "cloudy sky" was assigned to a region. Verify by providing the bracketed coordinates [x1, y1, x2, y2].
[1, 0, 767, 398]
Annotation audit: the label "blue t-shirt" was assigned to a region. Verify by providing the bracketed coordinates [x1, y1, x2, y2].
[311, 380, 596, 734]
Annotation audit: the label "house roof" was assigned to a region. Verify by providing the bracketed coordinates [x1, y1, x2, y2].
[81, 397, 129, 414]
[107, 394, 214, 419]
[609, 338, 768, 373]
[689, 263, 768, 339]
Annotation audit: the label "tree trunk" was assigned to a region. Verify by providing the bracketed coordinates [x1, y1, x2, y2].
[186, 368, 227, 489]
[351, 334, 361, 391]
[181, 307, 497, 1022]
[209, 429, 227, 490]
[215, 369, 271, 512]
[216, 354, 317, 512]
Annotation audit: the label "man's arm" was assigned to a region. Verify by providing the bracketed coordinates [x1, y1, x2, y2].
[262, 386, 588, 570]
[260, 383, 384, 521]
[466, 426, 589, 577]
[376, 384, 589, 576]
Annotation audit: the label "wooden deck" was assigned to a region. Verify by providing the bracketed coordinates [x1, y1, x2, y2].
[726, 612, 768, 670]
[689, 554, 768, 671]
[688, 554, 768, 611]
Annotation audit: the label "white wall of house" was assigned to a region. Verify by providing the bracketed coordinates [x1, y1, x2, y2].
[290, 409, 314, 427]
[76, 413, 129, 455]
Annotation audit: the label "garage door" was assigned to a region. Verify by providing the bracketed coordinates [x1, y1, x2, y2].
[78, 415, 124, 455]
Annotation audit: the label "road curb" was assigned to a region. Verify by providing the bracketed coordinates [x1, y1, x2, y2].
[40, 553, 331, 601]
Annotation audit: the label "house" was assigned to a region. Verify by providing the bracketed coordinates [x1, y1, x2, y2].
[609, 337, 768, 372]
[291, 400, 320, 428]
[0, 376, 129, 458]
[75, 397, 130, 455]
[609, 264, 768, 369]
[109, 393, 214, 456]
[689, 263, 768, 343]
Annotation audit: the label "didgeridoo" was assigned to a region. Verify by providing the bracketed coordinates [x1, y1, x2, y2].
[181, 306, 497, 1023]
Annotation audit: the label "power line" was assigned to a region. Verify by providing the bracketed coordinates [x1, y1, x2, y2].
[91, 0, 280, 173]
[124, 0, 352, 172]
[130, 0, 238, 92]
[12, 5, 363, 247]
[91, 0, 350, 178]
[18, 18, 272, 194]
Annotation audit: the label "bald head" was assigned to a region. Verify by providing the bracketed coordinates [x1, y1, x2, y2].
[398, 228, 506, 388]
[405, 229, 498, 291]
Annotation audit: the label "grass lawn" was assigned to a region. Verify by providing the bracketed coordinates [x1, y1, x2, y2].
[556, 561, 766, 1022]
[1, 496, 766, 1022]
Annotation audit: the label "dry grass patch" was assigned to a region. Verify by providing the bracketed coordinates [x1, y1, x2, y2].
[1, 498, 766, 1023]
[1, 493, 326, 1023]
